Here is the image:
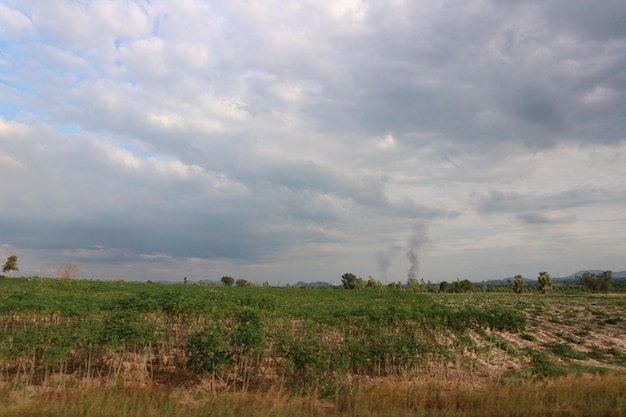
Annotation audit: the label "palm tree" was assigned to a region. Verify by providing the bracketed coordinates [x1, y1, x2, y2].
[537, 272, 552, 294]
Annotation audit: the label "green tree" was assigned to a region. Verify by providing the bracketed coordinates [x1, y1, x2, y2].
[235, 279, 249, 287]
[513, 274, 525, 294]
[341, 272, 359, 289]
[221, 276, 234, 287]
[439, 281, 449, 293]
[450, 279, 473, 293]
[600, 271, 613, 292]
[2, 255, 18, 275]
[365, 276, 382, 289]
[459, 279, 474, 293]
[537, 271, 552, 294]
[578, 271, 598, 291]
[407, 277, 420, 292]
[578, 271, 613, 292]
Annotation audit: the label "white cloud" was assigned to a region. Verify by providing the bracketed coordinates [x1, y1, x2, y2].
[0, 153, 23, 169]
[377, 134, 397, 151]
[0, 4, 36, 39]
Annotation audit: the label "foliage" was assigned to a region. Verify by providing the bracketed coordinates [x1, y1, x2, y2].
[577, 271, 613, 292]
[236, 279, 252, 287]
[220, 276, 234, 287]
[407, 277, 420, 292]
[528, 350, 566, 378]
[231, 307, 265, 355]
[537, 271, 552, 294]
[340, 272, 361, 289]
[365, 276, 382, 289]
[450, 279, 473, 293]
[0, 277, 624, 393]
[513, 274, 525, 294]
[2, 255, 18, 274]
[186, 322, 231, 374]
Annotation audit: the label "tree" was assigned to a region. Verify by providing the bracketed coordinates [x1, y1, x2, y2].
[439, 281, 449, 293]
[537, 271, 552, 294]
[513, 274, 525, 294]
[578, 271, 599, 291]
[459, 279, 474, 293]
[407, 277, 420, 292]
[341, 273, 360, 289]
[57, 262, 79, 279]
[449, 279, 473, 293]
[2, 255, 19, 275]
[221, 276, 234, 287]
[365, 276, 382, 289]
[578, 271, 613, 292]
[600, 270, 613, 292]
[235, 279, 249, 287]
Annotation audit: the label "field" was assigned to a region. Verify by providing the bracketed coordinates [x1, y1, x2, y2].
[1, 277, 625, 416]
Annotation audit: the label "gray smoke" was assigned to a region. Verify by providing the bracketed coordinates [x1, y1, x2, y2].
[406, 223, 427, 279]
[377, 251, 391, 281]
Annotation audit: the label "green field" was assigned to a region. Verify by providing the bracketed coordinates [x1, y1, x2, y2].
[1, 277, 625, 416]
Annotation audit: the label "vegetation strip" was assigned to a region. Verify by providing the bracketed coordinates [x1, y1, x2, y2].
[1, 276, 625, 415]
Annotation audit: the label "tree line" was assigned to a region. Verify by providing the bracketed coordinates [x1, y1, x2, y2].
[2, 255, 622, 293]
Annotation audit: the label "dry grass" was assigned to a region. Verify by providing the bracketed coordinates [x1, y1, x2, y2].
[1, 373, 625, 417]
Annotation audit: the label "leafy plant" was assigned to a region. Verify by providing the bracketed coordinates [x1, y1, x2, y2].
[186, 322, 231, 374]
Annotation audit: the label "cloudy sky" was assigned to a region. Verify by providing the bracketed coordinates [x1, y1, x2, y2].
[1, 0, 625, 284]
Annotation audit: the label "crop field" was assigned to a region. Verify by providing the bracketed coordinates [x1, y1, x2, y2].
[1, 277, 625, 416]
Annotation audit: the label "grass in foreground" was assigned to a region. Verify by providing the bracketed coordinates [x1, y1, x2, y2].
[1, 373, 625, 417]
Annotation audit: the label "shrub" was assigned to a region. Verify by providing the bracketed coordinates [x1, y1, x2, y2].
[186, 322, 231, 374]
[528, 350, 565, 378]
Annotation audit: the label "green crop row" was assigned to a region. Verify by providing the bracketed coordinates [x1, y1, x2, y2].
[0, 277, 531, 389]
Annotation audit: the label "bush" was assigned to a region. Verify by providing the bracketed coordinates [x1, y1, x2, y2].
[528, 350, 565, 378]
[186, 322, 231, 374]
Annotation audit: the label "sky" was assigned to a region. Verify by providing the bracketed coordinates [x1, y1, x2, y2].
[1, 0, 625, 285]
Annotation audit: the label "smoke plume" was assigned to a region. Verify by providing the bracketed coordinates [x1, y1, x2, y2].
[377, 251, 391, 281]
[406, 223, 428, 279]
